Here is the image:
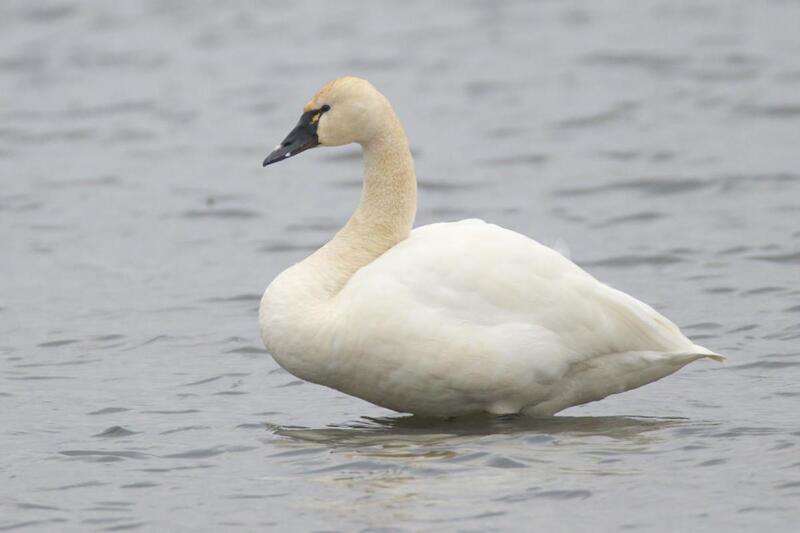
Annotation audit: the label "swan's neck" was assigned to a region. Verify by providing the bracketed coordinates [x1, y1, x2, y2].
[303, 114, 417, 298]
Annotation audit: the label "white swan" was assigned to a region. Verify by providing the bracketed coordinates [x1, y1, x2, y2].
[259, 76, 723, 417]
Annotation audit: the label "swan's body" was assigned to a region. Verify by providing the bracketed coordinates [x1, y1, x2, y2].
[259, 77, 722, 417]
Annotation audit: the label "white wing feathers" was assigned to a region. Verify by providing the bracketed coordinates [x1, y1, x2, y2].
[335, 219, 722, 414]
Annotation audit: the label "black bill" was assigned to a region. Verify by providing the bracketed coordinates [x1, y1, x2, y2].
[263, 109, 323, 167]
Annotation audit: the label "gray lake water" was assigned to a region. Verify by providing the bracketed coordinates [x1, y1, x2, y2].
[2, 1, 799, 531]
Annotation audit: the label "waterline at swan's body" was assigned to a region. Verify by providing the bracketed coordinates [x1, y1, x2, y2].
[259, 76, 722, 417]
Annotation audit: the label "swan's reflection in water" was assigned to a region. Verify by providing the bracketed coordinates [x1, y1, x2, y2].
[257, 414, 719, 522]
[264, 414, 702, 461]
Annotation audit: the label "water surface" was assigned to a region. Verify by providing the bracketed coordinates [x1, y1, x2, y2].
[1, 1, 799, 531]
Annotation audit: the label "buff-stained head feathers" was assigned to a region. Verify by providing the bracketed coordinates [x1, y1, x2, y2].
[263, 77, 391, 167]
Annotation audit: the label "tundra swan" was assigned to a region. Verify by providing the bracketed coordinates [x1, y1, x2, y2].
[259, 76, 723, 417]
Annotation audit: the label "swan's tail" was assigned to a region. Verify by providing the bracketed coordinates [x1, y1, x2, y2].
[688, 344, 726, 363]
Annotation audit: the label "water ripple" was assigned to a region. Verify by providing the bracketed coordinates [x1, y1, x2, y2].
[580, 254, 684, 268]
[555, 177, 709, 197]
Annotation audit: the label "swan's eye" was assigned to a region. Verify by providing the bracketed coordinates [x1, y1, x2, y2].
[310, 105, 331, 125]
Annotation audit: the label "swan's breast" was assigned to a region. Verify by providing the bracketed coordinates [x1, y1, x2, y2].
[259, 265, 338, 385]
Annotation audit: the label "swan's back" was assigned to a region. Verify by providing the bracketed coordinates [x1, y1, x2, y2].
[344, 219, 698, 355]
[325, 220, 719, 415]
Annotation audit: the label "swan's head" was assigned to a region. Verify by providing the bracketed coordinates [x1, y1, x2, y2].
[263, 76, 388, 167]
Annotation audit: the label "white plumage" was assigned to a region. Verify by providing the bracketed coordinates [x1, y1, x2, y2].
[259, 77, 722, 417]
